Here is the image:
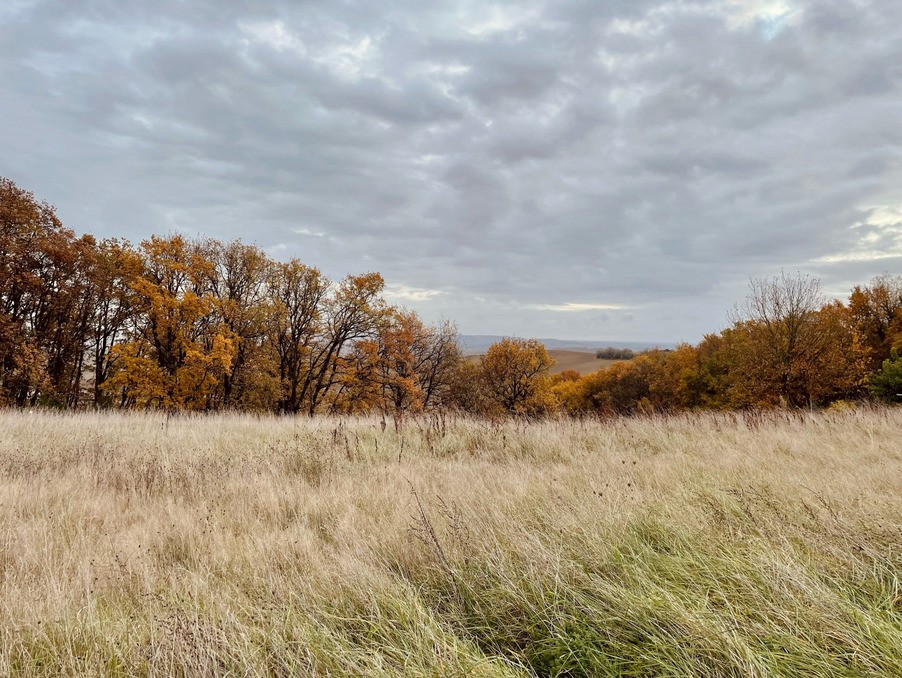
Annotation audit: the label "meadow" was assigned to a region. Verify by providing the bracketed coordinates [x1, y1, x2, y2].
[545, 350, 621, 375]
[0, 407, 900, 677]
[468, 349, 621, 375]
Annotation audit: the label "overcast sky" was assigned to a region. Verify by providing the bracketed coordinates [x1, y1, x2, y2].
[1, 0, 900, 343]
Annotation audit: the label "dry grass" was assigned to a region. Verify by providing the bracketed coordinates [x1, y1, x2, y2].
[467, 350, 622, 375]
[545, 350, 622, 375]
[0, 407, 900, 676]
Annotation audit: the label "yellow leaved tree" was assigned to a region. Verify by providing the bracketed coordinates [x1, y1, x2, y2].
[103, 235, 237, 410]
[480, 337, 555, 415]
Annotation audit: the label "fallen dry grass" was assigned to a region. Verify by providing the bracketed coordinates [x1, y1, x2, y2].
[0, 407, 900, 676]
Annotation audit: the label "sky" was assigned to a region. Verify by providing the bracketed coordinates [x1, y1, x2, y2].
[1, 0, 900, 344]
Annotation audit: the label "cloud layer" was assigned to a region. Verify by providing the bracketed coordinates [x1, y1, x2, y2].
[2, 0, 900, 341]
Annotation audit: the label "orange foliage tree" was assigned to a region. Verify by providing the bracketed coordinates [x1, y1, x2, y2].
[103, 235, 238, 410]
[267, 266, 387, 415]
[268, 259, 329, 414]
[849, 274, 902, 371]
[86, 239, 142, 407]
[203, 240, 277, 409]
[480, 338, 555, 414]
[0, 177, 99, 406]
[726, 273, 845, 407]
[338, 311, 461, 415]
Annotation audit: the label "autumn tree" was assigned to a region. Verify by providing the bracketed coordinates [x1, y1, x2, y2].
[203, 240, 277, 408]
[728, 272, 832, 407]
[268, 266, 385, 415]
[337, 311, 462, 415]
[549, 369, 587, 414]
[332, 339, 383, 414]
[446, 359, 492, 414]
[410, 318, 461, 410]
[0, 177, 98, 406]
[690, 333, 734, 408]
[85, 239, 142, 407]
[268, 259, 329, 414]
[849, 274, 902, 371]
[103, 235, 237, 410]
[364, 310, 426, 414]
[644, 345, 710, 411]
[303, 272, 386, 415]
[576, 355, 656, 415]
[551, 344, 733, 416]
[0, 177, 53, 405]
[29, 233, 97, 406]
[807, 301, 870, 403]
[480, 338, 555, 414]
[376, 312, 460, 413]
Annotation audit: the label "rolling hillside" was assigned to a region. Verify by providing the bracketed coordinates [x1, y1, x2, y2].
[459, 335, 670, 355]
[467, 349, 626, 375]
[547, 349, 623, 375]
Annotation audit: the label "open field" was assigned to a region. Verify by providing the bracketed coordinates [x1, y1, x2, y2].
[546, 349, 622, 375]
[468, 349, 622, 375]
[1, 408, 901, 676]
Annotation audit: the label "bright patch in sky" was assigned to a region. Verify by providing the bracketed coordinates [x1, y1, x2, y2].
[529, 303, 631, 313]
[293, 227, 326, 238]
[385, 284, 446, 302]
[816, 205, 902, 263]
[463, 4, 539, 36]
[239, 20, 307, 56]
[724, 0, 797, 26]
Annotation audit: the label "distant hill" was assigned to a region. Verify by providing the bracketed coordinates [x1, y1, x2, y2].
[459, 335, 672, 356]
[546, 350, 624, 375]
[465, 349, 629, 376]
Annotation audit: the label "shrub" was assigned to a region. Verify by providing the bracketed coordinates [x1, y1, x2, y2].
[868, 349, 902, 402]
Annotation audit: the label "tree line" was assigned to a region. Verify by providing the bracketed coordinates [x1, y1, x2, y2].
[481, 272, 901, 416]
[595, 347, 636, 360]
[0, 177, 462, 414]
[2, 176, 900, 416]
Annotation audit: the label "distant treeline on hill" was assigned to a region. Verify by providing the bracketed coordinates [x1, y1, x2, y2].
[2, 176, 901, 416]
[595, 347, 636, 360]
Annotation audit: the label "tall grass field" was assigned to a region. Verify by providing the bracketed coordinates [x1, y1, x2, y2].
[1, 408, 900, 676]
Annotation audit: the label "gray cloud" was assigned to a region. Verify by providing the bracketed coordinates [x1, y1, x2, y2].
[1, 0, 900, 343]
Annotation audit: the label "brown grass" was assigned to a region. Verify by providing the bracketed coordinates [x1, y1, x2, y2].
[467, 349, 622, 374]
[0, 407, 900, 676]
[546, 349, 622, 374]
